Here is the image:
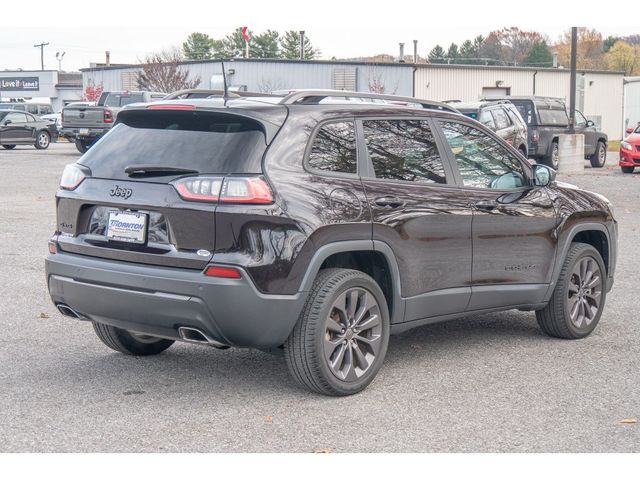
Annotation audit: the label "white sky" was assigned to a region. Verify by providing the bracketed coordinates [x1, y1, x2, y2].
[1, 0, 637, 71]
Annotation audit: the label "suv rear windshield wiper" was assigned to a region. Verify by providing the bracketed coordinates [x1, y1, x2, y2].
[124, 165, 200, 177]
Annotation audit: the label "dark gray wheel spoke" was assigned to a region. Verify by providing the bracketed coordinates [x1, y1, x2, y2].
[324, 286, 383, 382]
[568, 256, 603, 329]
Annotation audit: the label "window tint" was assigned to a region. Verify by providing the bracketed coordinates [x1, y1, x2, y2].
[511, 101, 534, 125]
[363, 119, 446, 184]
[492, 108, 511, 130]
[440, 121, 526, 189]
[308, 122, 357, 174]
[26, 114, 36, 122]
[575, 111, 587, 127]
[538, 109, 569, 125]
[103, 93, 146, 107]
[5, 112, 27, 123]
[478, 110, 496, 130]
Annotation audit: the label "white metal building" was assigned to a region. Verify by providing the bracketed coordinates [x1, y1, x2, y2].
[81, 59, 625, 139]
[623, 77, 640, 133]
[0, 70, 83, 112]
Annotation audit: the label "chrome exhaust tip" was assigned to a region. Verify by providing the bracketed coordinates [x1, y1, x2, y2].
[178, 326, 229, 349]
[57, 304, 81, 319]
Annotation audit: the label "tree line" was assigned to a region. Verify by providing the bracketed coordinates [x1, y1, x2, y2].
[426, 27, 640, 75]
[182, 28, 319, 61]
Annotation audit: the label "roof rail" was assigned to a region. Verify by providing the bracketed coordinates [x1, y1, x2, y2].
[278, 90, 459, 113]
[163, 89, 281, 100]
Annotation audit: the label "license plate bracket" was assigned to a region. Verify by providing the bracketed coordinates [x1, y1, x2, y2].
[106, 210, 148, 244]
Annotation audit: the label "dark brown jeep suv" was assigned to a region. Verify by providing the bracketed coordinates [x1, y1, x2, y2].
[45, 90, 617, 396]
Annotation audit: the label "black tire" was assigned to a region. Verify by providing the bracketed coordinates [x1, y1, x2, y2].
[92, 322, 175, 356]
[284, 268, 390, 396]
[536, 243, 607, 339]
[543, 141, 559, 169]
[589, 140, 607, 168]
[34, 131, 50, 150]
[621, 166, 635, 174]
[2, 145, 16, 150]
[75, 138, 93, 153]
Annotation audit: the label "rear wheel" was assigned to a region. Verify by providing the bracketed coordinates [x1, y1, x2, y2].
[621, 166, 635, 174]
[34, 131, 50, 150]
[92, 322, 175, 356]
[75, 138, 94, 153]
[2, 145, 16, 150]
[536, 243, 606, 339]
[284, 268, 390, 396]
[589, 141, 606, 168]
[543, 141, 559, 169]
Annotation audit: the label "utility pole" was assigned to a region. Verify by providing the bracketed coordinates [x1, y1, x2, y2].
[569, 27, 578, 132]
[34, 42, 49, 70]
[299, 31, 305, 60]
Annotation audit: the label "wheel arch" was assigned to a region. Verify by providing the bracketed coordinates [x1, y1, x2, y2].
[298, 240, 404, 324]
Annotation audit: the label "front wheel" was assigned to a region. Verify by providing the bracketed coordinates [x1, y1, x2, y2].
[92, 322, 175, 356]
[589, 141, 607, 168]
[621, 166, 635, 174]
[284, 268, 390, 396]
[543, 141, 559, 169]
[34, 131, 50, 150]
[536, 243, 606, 339]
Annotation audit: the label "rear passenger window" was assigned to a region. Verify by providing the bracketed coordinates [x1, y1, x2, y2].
[308, 122, 357, 174]
[363, 120, 446, 184]
[491, 108, 511, 130]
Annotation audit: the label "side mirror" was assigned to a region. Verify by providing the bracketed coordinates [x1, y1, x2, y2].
[3, 119, 12, 125]
[586, 120, 595, 127]
[627, 128, 634, 135]
[532, 164, 556, 187]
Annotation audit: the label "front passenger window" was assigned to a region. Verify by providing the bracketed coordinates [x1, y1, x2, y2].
[440, 121, 526, 189]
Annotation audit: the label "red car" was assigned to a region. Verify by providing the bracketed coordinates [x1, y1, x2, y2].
[620, 126, 640, 173]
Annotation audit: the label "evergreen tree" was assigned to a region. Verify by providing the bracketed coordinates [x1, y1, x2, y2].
[459, 40, 476, 64]
[252, 30, 280, 59]
[604, 35, 621, 52]
[447, 43, 460, 64]
[428, 45, 446, 64]
[183, 32, 216, 60]
[222, 27, 251, 58]
[523, 40, 553, 67]
[280, 30, 319, 60]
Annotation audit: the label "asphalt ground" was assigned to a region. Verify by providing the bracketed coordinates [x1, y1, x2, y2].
[0, 142, 638, 452]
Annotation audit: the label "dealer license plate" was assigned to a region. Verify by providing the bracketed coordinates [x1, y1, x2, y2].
[79, 128, 89, 135]
[106, 211, 147, 244]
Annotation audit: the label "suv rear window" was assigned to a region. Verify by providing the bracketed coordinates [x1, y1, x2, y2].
[80, 110, 267, 180]
[103, 93, 146, 107]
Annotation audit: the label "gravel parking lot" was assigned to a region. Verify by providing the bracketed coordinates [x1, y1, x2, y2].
[0, 142, 638, 452]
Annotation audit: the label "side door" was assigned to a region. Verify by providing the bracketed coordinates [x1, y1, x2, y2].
[574, 110, 597, 156]
[24, 113, 38, 141]
[435, 119, 558, 311]
[358, 117, 473, 322]
[0, 112, 29, 143]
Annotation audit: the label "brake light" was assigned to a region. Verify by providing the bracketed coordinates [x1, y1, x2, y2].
[48, 241, 57, 255]
[147, 104, 196, 110]
[59, 163, 87, 190]
[204, 265, 242, 279]
[104, 109, 113, 123]
[172, 176, 273, 204]
[60, 110, 64, 123]
[531, 129, 539, 143]
[220, 177, 273, 204]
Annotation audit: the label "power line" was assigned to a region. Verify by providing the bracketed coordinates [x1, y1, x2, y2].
[33, 42, 49, 70]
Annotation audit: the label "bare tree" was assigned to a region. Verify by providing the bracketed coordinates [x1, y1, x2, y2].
[256, 77, 286, 93]
[137, 48, 200, 93]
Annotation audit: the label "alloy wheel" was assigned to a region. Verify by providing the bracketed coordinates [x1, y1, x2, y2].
[38, 133, 49, 148]
[567, 256, 602, 329]
[324, 287, 382, 382]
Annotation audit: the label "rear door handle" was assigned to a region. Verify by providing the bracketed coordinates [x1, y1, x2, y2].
[474, 200, 498, 211]
[374, 196, 405, 209]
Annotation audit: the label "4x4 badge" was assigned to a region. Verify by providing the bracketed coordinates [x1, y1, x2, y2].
[109, 185, 132, 200]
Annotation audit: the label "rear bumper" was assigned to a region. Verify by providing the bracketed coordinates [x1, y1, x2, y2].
[60, 127, 109, 140]
[45, 252, 306, 349]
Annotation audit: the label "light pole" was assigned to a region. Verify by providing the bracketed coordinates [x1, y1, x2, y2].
[56, 52, 66, 71]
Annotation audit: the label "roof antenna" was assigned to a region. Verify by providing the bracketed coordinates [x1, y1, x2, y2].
[221, 60, 229, 105]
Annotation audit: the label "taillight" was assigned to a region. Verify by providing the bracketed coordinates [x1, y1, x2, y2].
[220, 177, 273, 204]
[171, 176, 273, 204]
[172, 176, 224, 202]
[59, 163, 88, 190]
[104, 109, 113, 123]
[204, 265, 242, 279]
[60, 110, 64, 123]
[531, 129, 539, 143]
[48, 241, 57, 255]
